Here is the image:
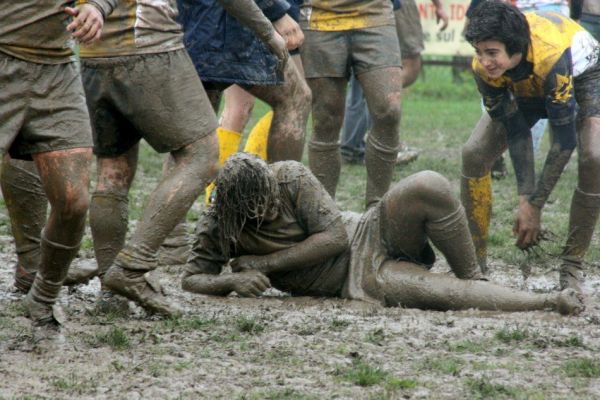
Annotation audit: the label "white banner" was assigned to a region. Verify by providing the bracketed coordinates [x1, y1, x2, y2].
[416, 0, 474, 57]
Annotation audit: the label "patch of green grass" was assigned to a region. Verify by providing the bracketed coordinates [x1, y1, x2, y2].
[148, 362, 166, 378]
[337, 359, 389, 387]
[235, 315, 265, 335]
[385, 377, 418, 390]
[93, 326, 131, 350]
[329, 317, 351, 331]
[447, 339, 487, 353]
[365, 328, 386, 346]
[466, 377, 518, 399]
[421, 357, 464, 376]
[51, 372, 96, 394]
[494, 326, 530, 343]
[553, 336, 585, 348]
[563, 358, 600, 378]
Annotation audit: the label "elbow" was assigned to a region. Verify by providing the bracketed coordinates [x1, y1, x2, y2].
[329, 223, 350, 256]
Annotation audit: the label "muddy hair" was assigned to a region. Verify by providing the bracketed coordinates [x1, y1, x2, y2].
[212, 153, 280, 258]
[465, 0, 530, 56]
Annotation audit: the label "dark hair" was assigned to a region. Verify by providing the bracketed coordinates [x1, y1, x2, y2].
[213, 153, 280, 258]
[465, 0, 530, 56]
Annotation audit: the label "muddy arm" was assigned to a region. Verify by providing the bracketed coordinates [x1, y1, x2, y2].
[231, 221, 349, 274]
[182, 270, 271, 297]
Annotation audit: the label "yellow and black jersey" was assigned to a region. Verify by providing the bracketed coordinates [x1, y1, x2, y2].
[300, 0, 395, 31]
[78, 0, 183, 58]
[472, 12, 599, 145]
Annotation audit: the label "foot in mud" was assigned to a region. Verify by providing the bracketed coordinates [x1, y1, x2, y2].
[23, 293, 67, 352]
[157, 244, 191, 266]
[559, 263, 584, 293]
[556, 289, 585, 316]
[103, 265, 182, 317]
[14, 259, 99, 294]
[396, 146, 419, 166]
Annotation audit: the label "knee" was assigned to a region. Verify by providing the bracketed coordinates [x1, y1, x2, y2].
[461, 141, 489, 174]
[578, 146, 600, 172]
[370, 96, 401, 129]
[58, 190, 90, 221]
[402, 170, 454, 206]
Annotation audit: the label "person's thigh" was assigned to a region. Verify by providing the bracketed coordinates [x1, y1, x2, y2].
[350, 25, 402, 77]
[0, 53, 28, 158]
[14, 61, 93, 159]
[300, 30, 351, 79]
[394, 0, 424, 58]
[306, 77, 347, 142]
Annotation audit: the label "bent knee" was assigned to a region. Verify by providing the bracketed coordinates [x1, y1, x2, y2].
[59, 192, 90, 220]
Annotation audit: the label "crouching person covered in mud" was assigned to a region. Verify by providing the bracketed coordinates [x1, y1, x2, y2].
[181, 153, 583, 315]
[461, 1, 600, 291]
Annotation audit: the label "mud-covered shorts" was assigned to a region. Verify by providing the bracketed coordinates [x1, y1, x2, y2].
[575, 62, 600, 119]
[0, 52, 93, 160]
[394, 0, 425, 57]
[81, 49, 218, 156]
[300, 24, 402, 79]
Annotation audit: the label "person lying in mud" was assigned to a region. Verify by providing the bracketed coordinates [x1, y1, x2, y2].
[181, 153, 583, 315]
[461, 0, 600, 291]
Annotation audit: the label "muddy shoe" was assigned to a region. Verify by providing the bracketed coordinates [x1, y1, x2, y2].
[63, 258, 99, 286]
[556, 289, 585, 316]
[23, 293, 66, 351]
[396, 147, 419, 166]
[103, 266, 182, 317]
[559, 262, 584, 293]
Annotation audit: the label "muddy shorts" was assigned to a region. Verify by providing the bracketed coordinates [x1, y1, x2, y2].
[575, 62, 600, 120]
[394, 0, 425, 57]
[81, 49, 218, 156]
[0, 52, 93, 160]
[300, 25, 402, 79]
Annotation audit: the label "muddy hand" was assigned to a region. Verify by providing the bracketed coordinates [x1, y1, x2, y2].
[65, 4, 104, 44]
[435, 5, 449, 31]
[513, 197, 541, 249]
[273, 14, 304, 50]
[230, 270, 271, 297]
[266, 30, 289, 69]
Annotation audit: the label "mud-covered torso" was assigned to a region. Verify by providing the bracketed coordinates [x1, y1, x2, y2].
[300, 0, 394, 31]
[79, 0, 184, 58]
[190, 161, 350, 297]
[0, 1, 78, 64]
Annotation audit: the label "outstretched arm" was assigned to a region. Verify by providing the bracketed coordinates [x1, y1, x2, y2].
[182, 269, 271, 297]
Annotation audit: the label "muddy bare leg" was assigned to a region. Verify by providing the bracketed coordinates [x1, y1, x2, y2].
[306, 77, 346, 197]
[381, 170, 483, 279]
[25, 149, 91, 322]
[380, 261, 583, 315]
[358, 67, 402, 208]
[90, 144, 138, 277]
[248, 60, 311, 162]
[561, 117, 600, 290]
[1, 157, 47, 292]
[461, 113, 508, 272]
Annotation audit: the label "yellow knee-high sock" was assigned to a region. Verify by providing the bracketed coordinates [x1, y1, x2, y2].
[461, 173, 492, 273]
[243, 111, 273, 161]
[205, 127, 242, 204]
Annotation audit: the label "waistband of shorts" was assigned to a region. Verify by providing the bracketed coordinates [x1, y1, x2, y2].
[81, 48, 187, 68]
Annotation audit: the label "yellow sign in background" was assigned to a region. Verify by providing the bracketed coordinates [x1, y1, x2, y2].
[416, 0, 474, 56]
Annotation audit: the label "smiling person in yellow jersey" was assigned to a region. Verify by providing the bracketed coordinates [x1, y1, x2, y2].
[462, 0, 600, 291]
[0, 0, 115, 335]
[299, 0, 403, 209]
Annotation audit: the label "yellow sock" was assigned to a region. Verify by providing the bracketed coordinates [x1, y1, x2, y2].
[464, 173, 492, 268]
[205, 127, 242, 204]
[243, 111, 273, 161]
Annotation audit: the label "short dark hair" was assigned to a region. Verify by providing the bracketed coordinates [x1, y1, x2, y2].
[465, 0, 530, 56]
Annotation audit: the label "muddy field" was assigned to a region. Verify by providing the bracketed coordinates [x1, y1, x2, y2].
[0, 225, 598, 399]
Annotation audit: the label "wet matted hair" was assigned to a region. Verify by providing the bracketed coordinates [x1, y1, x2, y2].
[465, 0, 530, 56]
[212, 153, 280, 257]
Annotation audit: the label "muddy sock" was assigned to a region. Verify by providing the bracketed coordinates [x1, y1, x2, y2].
[114, 244, 158, 274]
[380, 263, 579, 314]
[90, 191, 129, 277]
[560, 187, 600, 289]
[159, 220, 190, 265]
[29, 236, 80, 304]
[460, 174, 492, 273]
[0, 158, 48, 290]
[244, 111, 272, 160]
[426, 206, 484, 280]
[364, 134, 400, 208]
[308, 139, 340, 197]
